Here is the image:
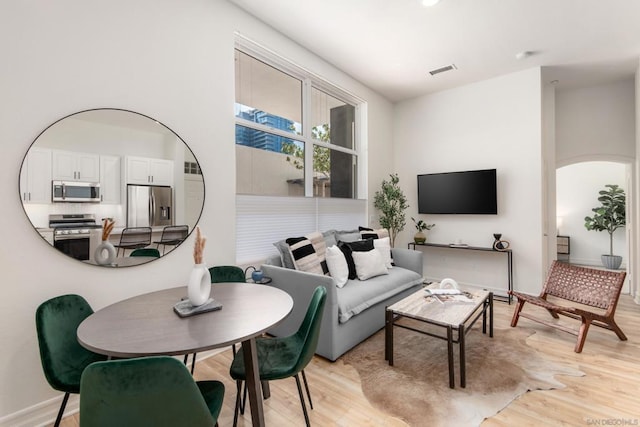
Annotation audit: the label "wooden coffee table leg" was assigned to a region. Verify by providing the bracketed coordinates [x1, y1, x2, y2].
[489, 293, 494, 338]
[446, 326, 454, 388]
[459, 323, 466, 388]
[385, 309, 394, 366]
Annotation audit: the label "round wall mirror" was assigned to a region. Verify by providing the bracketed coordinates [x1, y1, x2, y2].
[19, 108, 205, 267]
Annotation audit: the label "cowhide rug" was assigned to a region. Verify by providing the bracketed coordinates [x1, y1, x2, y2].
[341, 323, 583, 426]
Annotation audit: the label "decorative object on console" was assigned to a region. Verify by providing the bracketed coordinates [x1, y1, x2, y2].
[187, 227, 211, 306]
[492, 233, 510, 252]
[244, 265, 264, 283]
[94, 218, 116, 265]
[374, 173, 408, 248]
[411, 217, 435, 244]
[584, 184, 626, 270]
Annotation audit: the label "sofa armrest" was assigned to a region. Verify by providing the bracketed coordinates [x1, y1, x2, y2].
[391, 248, 423, 276]
[260, 264, 338, 337]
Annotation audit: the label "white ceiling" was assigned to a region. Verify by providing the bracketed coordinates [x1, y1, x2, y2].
[229, 0, 640, 102]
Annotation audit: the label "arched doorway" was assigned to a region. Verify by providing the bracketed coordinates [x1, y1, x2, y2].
[556, 160, 632, 294]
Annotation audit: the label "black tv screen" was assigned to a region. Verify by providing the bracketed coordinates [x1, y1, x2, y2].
[417, 169, 497, 214]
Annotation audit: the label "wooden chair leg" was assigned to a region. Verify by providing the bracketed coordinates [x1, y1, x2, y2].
[294, 374, 311, 427]
[574, 317, 592, 353]
[607, 319, 628, 341]
[510, 299, 526, 327]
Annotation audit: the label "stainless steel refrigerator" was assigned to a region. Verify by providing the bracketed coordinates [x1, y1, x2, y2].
[127, 185, 173, 227]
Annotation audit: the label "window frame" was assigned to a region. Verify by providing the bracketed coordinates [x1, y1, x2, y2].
[234, 34, 365, 199]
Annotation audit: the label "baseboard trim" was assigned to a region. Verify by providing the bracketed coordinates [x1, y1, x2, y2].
[0, 394, 78, 427]
[0, 347, 228, 427]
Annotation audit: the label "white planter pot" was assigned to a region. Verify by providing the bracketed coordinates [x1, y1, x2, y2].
[188, 263, 211, 306]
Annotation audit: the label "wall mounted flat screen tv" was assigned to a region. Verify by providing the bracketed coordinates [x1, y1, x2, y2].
[417, 169, 497, 214]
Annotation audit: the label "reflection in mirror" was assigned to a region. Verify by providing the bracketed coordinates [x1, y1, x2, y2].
[19, 108, 205, 267]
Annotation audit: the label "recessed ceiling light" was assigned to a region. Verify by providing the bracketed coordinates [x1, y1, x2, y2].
[515, 51, 534, 60]
[421, 0, 441, 7]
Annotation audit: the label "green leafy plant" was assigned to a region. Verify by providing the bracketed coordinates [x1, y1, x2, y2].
[411, 217, 435, 232]
[584, 184, 626, 256]
[373, 173, 408, 247]
[281, 123, 331, 178]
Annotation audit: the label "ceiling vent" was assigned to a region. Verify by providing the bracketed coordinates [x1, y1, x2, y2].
[428, 64, 457, 76]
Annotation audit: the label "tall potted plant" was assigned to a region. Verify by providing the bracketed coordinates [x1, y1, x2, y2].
[373, 173, 408, 247]
[584, 184, 626, 269]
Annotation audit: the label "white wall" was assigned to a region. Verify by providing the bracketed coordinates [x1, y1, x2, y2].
[0, 0, 394, 422]
[556, 162, 627, 266]
[556, 79, 635, 166]
[635, 61, 640, 302]
[393, 68, 544, 296]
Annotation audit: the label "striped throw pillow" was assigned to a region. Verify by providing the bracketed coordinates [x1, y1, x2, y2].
[286, 237, 324, 275]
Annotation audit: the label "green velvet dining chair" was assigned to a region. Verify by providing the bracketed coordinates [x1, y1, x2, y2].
[129, 247, 161, 258]
[229, 285, 327, 427]
[35, 294, 108, 427]
[80, 356, 225, 427]
[209, 265, 246, 283]
[183, 265, 247, 374]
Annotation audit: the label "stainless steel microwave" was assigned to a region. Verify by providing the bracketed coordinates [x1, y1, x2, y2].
[52, 181, 101, 203]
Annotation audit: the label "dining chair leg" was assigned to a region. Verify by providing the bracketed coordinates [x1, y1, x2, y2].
[233, 380, 243, 427]
[240, 379, 247, 414]
[301, 369, 313, 410]
[190, 352, 197, 374]
[54, 392, 70, 427]
[294, 374, 311, 427]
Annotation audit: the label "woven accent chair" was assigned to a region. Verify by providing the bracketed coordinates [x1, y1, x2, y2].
[509, 261, 627, 353]
[35, 294, 108, 427]
[80, 356, 224, 427]
[230, 286, 327, 427]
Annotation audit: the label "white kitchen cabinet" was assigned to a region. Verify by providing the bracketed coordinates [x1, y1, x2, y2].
[100, 155, 121, 204]
[126, 156, 174, 186]
[52, 150, 100, 182]
[20, 147, 52, 203]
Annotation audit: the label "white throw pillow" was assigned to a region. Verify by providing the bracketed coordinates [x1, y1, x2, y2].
[326, 245, 349, 288]
[351, 249, 389, 280]
[373, 236, 393, 268]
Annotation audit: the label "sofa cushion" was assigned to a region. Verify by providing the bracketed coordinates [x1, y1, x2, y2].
[286, 237, 324, 275]
[325, 245, 349, 288]
[335, 230, 361, 243]
[306, 231, 329, 274]
[373, 237, 393, 268]
[360, 228, 389, 240]
[352, 249, 388, 280]
[273, 240, 296, 269]
[336, 266, 423, 323]
[338, 239, 375, 280]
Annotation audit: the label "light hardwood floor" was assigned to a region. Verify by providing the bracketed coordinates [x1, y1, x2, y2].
[58, 294, 640, 426]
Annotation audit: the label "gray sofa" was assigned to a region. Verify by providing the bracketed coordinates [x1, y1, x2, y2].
[261, 246, 423, 361]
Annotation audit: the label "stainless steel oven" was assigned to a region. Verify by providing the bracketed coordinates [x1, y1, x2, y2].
[49, 214, 102, 261]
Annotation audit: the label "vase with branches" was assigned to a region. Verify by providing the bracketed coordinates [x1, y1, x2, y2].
[373, 173, 408, 247]
[411, 217, 435, 244]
